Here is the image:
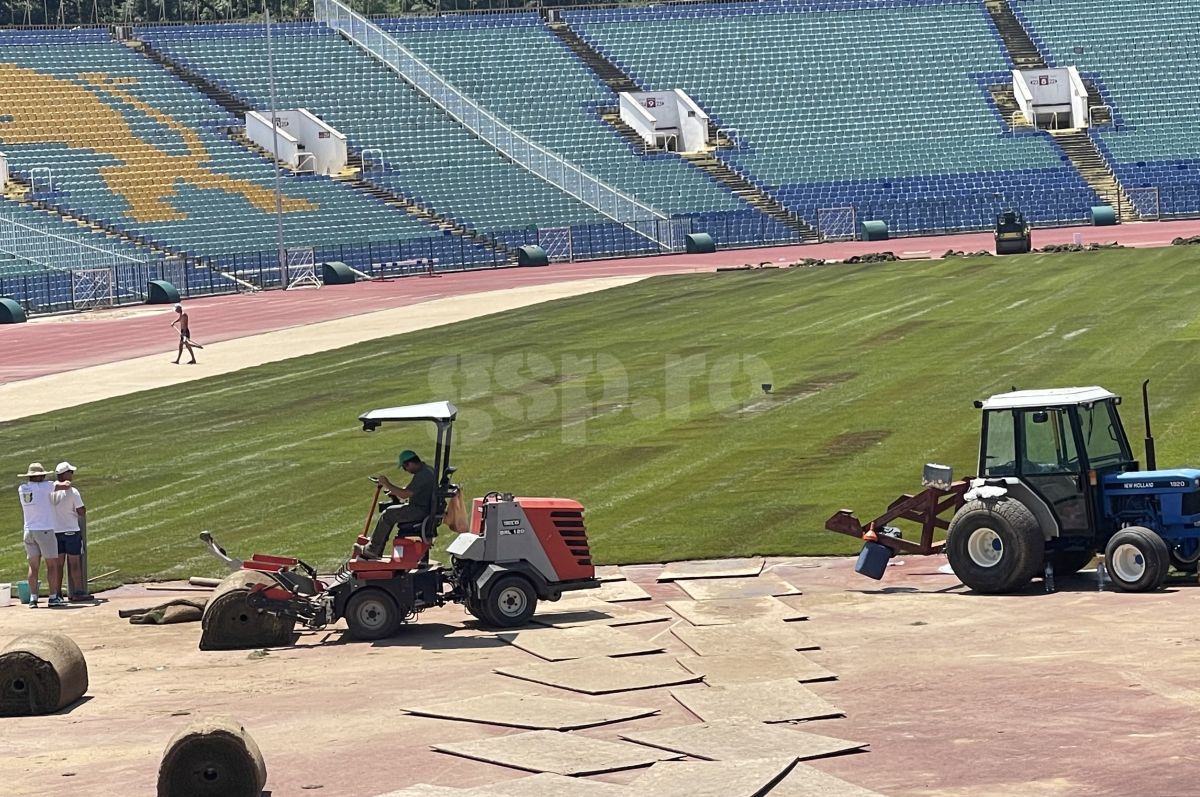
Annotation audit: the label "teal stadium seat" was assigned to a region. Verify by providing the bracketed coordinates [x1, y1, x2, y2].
[1014, 0, 1200, 215]
[0, 32, 453, 275]
[566, 0, 1104, 233]
[136, 22, 612, 246]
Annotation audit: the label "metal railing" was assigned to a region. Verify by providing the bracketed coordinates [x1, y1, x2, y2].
[0, 212, 147, 272]
[313, 0, 676, 250]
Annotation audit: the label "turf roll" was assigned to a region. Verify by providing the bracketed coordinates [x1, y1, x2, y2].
[199, 570, 296, 651]
[0, 633, 89, 716]
[157, 717, 268, 797]
[121, 598, 209, 625]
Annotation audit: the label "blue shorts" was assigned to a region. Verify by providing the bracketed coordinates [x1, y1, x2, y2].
[56, 532, 82, 556]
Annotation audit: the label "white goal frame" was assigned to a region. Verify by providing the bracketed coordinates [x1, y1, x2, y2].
[285, 247, 321, 290]
[816, 206, 858, 242]
[71, 267, 115, 310]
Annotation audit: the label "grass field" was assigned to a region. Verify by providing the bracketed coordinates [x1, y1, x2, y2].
[6, 246, 1200, 588]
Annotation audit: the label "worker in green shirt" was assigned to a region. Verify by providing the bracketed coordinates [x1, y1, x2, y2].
[360, 449, 437, 560]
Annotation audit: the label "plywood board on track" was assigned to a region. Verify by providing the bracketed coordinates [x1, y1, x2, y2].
[496, 655, 703, 695]
[594, 580, 652, 602]
[620, 717, 866, 762]
[532, 600, 672, 629]
[595, 566, 627, 582]
[627, 757, 800, 797]
[670, 679, 843, 723]
[463, 772, 632, 795]
[669, 622, 819, 655]
[666, 597, 806, 626]
[499, 626, 663, 661]
[657, 558, 764, 582]
[374, 786, 466, 797]
[433, 729, 677, 776]
[402, 691, 658, 730]
[770, 763, 889, 797]
[677, 652, 836, 685]
[674, 573, 801, 601]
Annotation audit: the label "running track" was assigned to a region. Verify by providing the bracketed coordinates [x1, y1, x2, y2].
[2, 219, 1197, 383]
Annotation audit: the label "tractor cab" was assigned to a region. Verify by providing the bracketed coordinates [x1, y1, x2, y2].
[976, 386, 1136, 546]
[994, 210, 1032, 254]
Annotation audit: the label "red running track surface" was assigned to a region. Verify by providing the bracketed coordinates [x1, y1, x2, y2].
[2, 218, 1197, 384]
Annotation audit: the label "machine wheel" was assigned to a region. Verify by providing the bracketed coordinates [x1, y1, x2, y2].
[946, 498, 1044, 594]
[481, 575, 538, 629]
[1048, 547, 1096, 575]
[1104, 527, 1169, 592]
[1169, 540, 1200, 573]
[345, 588, 400, 641]
[464, 597, 485, 620]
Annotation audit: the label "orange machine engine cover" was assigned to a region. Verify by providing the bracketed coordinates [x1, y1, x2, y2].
[470, 497, 594, 582]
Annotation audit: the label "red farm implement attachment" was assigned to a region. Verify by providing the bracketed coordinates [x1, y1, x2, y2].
[825, 464, 969, 579]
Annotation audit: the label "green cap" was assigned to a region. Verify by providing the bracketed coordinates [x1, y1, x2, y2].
[398, 449, 419, 466]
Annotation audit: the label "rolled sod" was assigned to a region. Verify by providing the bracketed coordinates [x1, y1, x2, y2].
[157, 717, 268, 797]
[0, 633, 89, 715]
[199, 570, 296, 651]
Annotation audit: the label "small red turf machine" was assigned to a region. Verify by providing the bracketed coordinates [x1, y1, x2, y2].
[201, 401, 599, 640]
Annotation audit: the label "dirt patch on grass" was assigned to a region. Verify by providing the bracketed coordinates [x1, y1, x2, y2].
[863, 320, 931, 345]
[823, 430, 893, 458]
[774, 372, 857, 398]
[738, 372, 858, 416]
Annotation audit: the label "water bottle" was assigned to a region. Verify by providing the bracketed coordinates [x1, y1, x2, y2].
[1097, 559, 1107, 591]
[1043, 561, 1055, 593]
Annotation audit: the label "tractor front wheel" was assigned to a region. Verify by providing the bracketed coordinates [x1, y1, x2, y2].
[481, 575, 538, 629]
[345, 588, 400, 641]
[1169, 540, 1200, 573]
[946, 498, 1043, 594]
[1104, 527, 1169, 592]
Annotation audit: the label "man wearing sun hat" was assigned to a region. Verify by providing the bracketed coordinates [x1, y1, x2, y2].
[50, 462, 87, 602]
[17, 462, 62, 608]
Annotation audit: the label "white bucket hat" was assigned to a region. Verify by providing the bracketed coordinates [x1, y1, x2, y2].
[20, 462, 48, 477]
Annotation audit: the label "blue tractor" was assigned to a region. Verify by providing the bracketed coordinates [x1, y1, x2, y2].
[828, 383, 1200, 593]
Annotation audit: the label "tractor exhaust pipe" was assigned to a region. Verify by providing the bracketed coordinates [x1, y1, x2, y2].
[1142, 379, 1157, 471]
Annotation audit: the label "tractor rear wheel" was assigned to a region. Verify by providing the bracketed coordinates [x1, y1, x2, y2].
[1104, 527, 1169, 592]
[946, 498, 1043, 594]
[481, 575, 538, 629]
[345, 588, 400, 641]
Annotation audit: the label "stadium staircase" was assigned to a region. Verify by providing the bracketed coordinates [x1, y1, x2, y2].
[597, 108, 654, 155]
[552, 17, 814, 240]
[336, 153, 515, 261]
[549, 21, 639, 94]
[133, 37, 252, 116]
[987, 0, 1045, 68]
[5, 173, 181, 261]
[1050, 129, 1137, 221]
[134, 32, 513, 258]
[680, 151, 818, 240]
[986, 0, 1131, 218]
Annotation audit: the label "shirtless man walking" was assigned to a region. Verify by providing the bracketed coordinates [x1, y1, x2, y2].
[170, 303, 203, 364]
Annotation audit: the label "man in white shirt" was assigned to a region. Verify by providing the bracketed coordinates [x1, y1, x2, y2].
[17, 462, 61, 608]
[50, 462, 87, 602]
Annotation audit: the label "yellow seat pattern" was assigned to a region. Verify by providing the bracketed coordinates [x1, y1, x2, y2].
[0, 64, 315, 222]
